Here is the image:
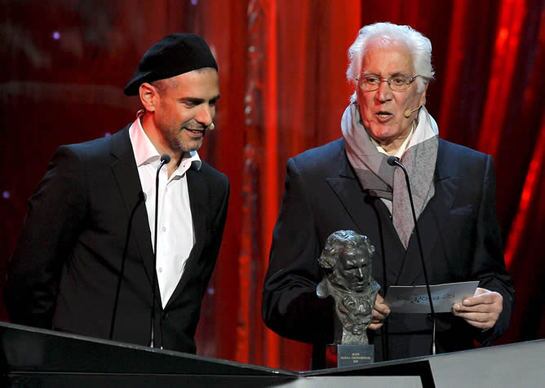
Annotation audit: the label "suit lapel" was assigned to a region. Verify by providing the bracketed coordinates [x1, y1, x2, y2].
[109, 128, 155, 285]
[326, 147, 381, 239]
[326, 176, 367, 234]
[165, 167, 208, 307]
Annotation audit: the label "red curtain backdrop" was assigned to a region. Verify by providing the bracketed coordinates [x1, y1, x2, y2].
[1, 0, 545, 371]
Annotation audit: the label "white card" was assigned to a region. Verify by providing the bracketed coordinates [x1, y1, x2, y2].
[384, 281, 479, 313]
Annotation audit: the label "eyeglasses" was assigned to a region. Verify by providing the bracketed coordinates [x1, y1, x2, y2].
[358, 74, 423, 92]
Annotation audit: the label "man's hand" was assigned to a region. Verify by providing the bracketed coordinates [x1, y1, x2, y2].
[452, 287, 503, 330]
[368, 294, 391, 330]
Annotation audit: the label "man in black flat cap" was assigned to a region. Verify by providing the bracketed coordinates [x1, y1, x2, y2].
[5, 33, 229, 353]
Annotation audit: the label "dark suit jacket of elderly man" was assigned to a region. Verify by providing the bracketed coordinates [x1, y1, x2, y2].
[262, 138, 514, 368]
[6, 126, 229, 353]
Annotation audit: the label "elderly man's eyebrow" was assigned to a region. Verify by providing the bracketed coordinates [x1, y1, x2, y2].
[390, 71, 412, 77]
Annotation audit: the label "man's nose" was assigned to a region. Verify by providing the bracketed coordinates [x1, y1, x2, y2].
[196, 104, 214, 126]
[376, 80, 392, 102]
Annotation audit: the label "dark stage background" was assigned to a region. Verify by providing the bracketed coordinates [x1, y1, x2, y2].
[1, 0, 545, 370]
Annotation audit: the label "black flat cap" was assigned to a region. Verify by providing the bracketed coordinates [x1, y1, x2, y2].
[124, 33, 218, 96]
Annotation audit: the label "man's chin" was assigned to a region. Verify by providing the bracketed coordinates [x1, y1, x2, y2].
[179, 140, 203, 153]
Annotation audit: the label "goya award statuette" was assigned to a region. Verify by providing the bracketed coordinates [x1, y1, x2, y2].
[316, 230, 380, 368]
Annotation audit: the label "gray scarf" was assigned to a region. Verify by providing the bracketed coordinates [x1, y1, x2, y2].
[341, 102, 439, 248]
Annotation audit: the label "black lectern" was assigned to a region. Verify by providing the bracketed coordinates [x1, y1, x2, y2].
[303, 337, 545, 387]
[2, 321, 544, 387]
[0, 321, 296, 387]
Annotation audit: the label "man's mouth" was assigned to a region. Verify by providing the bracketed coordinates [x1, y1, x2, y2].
[184, 127, 206, 135]
[375, 111, 394, 122]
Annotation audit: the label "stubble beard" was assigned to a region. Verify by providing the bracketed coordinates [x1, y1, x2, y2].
[166, 127, 203, 154]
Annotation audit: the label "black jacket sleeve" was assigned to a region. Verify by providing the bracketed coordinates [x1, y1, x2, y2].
[472, 156, 514, 343]
[5, 146, 88, 328]
[262, 158, 335, 344]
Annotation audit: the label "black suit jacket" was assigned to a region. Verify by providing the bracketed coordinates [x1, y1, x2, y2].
[6, 126, 229, 353]
[263, 138, 514, 367]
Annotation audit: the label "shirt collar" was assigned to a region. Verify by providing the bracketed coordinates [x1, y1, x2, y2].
[129, 116, 160, 167]
[179, 150, 202, 173]
[371, 126, 414, 158]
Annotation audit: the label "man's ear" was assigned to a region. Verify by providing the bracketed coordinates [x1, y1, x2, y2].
[419, 83, 428, 106]
[139, 83, 158, 112]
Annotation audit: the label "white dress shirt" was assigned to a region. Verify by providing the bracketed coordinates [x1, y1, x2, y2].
[372, 126, 414, 158]
[129, 117, 201, 308]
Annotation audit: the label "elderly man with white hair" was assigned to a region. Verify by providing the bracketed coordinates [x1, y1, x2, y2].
[263, 22, 514, 368]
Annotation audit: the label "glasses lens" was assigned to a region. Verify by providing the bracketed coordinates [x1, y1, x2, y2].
[359, 74, 416, 91]
[361, 76, 380, 91]
[390, 76, 412, 91]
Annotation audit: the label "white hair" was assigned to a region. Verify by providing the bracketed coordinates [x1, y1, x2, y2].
[346, 22, 434, 91]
